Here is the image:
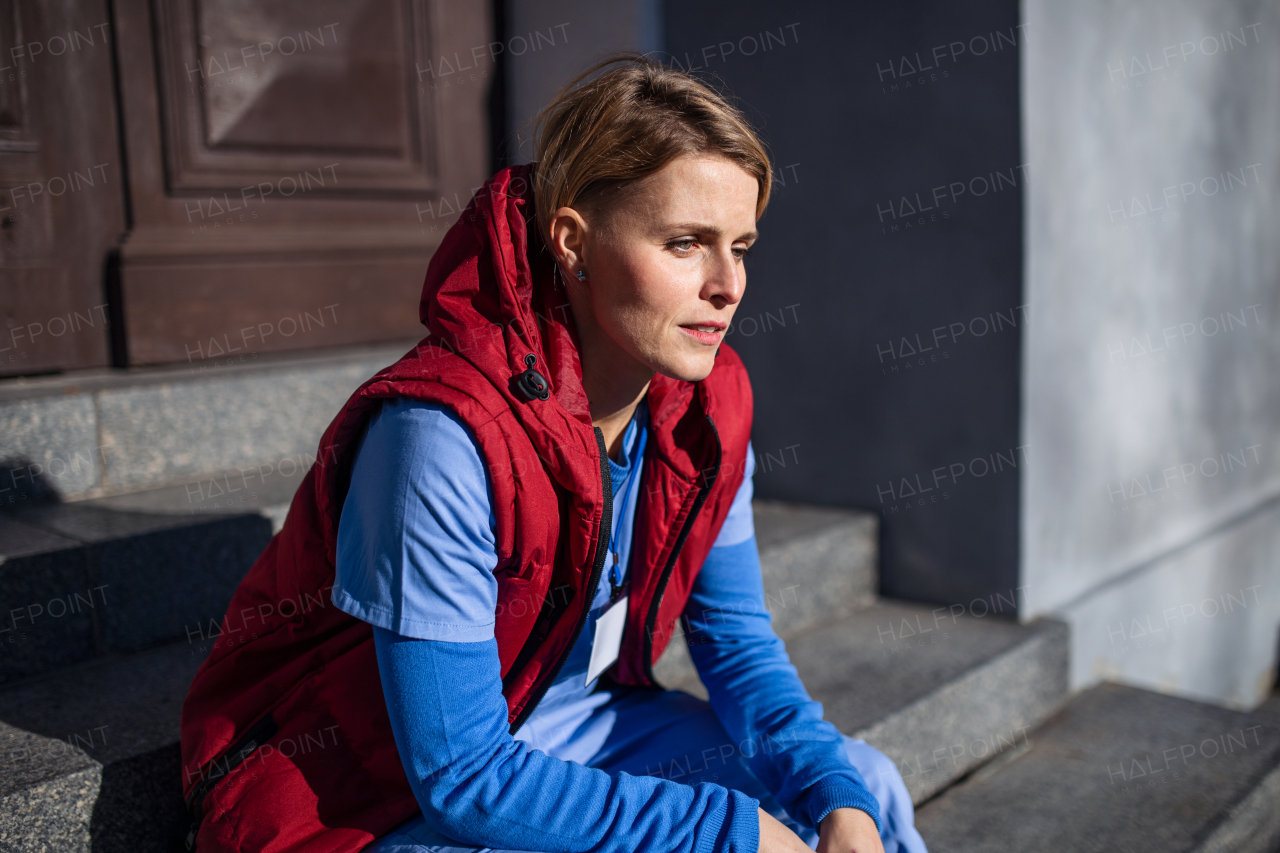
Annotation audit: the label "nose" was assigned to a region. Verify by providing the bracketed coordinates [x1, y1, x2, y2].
[701, 245, 745, 309]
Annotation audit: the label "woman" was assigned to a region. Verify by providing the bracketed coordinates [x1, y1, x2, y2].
[180, 54, 927, 853]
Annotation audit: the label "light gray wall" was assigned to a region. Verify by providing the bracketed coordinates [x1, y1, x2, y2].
[505, 0, 661, 162]
[1022, 0, 1280, 708]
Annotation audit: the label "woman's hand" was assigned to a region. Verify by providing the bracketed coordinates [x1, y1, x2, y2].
[816, 807, 885, 853]
[758, 807, 813, 853]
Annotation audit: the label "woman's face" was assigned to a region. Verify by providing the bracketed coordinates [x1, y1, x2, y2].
[554, 154, 760, 386]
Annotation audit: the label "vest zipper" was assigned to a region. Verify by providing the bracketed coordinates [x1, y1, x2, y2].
[509, 426, 614, 734]
[642, 414, 721, 684]
[184, 711, 278, 850]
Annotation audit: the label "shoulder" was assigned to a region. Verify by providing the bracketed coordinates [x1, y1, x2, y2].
[360, 343, 514, 429]
[356, 399, 490, 495]
[372, 397, 475, 436]
[367, 398, 479, 449]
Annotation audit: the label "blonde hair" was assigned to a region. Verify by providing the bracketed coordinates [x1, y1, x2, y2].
[530, 52, 773, 244]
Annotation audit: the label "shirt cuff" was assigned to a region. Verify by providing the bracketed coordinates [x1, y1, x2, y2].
[799, 776, 884, 835]
[695, 787, 760, 853]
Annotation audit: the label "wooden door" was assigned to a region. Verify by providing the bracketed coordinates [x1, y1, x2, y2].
[112, 0, 491, 366]
[0, 0, 126, 377]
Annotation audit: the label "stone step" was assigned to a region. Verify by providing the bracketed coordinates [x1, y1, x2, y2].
[751, 499, 877, 635]
[0, 499, 876, 850]
[914, 682, 1280, 853]
[0, 483, 863, 686]
[0, 340, 410, 503]
[0, 455, 306, 685]
[654, 599, 1070, 804]
[0, 505, 271, 686]
[0, 639, 207, 852]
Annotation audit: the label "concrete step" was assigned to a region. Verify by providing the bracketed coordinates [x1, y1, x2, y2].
[751, 500, 877, 635]
[0, 483, 856, 687]
[0, 340, 410, 502]
[0, 499, 878, 850]
[914, 682, 1280, 853]
[0, 503, 271, 686]
[655, 599, 1070, 804]
[0, 640, 208, 852]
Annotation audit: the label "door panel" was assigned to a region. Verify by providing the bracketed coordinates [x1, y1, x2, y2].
[114, 0, 491, 366]
[153, 0, 439, 192]
[0, 0, 126, 376]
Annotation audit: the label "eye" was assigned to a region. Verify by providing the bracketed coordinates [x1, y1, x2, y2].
[733, 245, 755, 261]
[668, 237, 698, 253]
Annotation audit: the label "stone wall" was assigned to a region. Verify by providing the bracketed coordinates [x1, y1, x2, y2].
[1022, 0, 1280, 708]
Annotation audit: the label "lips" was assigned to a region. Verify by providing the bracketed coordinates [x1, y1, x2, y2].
[679, 321, 726, 344]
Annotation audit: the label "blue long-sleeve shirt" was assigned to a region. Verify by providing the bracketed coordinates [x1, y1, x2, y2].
[335, 399, 881, 853]
[372, 627, 761, 853]
[683, 538, 881, 832]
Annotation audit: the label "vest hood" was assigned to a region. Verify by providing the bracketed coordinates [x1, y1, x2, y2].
[421, 164, 593, 412]
[413, 163, 701, 491]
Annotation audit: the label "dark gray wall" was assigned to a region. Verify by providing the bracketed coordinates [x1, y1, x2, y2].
[662, 1, 1024, 607]
[503, 0, 662, 162]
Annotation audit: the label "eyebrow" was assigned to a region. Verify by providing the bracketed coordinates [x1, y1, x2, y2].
[661, 221, 759, 242]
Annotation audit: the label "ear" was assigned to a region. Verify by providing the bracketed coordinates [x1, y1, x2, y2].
[548, 206, 589, 277]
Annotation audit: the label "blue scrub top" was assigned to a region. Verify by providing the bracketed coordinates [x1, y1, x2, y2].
[333, 396, 756, 749]
[329, 398, 914, 853]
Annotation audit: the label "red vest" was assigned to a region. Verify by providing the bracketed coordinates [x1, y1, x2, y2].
[179, 165, 753, 852]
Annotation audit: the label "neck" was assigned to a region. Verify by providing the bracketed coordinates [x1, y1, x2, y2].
[571, 316, 653, 463]
[582, 360, 652, 463]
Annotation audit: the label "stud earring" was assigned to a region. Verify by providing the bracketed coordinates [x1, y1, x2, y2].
[576, 269, 587, 281]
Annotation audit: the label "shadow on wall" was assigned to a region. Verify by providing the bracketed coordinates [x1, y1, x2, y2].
[0, 456, 64, 514]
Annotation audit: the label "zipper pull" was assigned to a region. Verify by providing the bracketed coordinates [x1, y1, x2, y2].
[608, 552, 622, 602]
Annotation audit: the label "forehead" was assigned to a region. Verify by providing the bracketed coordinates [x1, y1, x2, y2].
[617, 154, 759, 231]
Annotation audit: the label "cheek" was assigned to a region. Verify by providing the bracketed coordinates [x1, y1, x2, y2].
[606, 296, 669, 356]
[600, 258, 685, 340]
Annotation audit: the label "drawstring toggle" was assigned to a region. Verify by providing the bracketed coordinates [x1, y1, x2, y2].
[514, 353, 550, 402]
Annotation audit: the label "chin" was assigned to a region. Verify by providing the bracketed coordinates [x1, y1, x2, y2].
[656, 353, 717, 383]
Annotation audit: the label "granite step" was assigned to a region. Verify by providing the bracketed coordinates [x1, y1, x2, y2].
[913, 682, 1280, 853]
[750, 499, 878, 634]
[0, 459, 306, 685]
[655, 599, 1070, 804]
[0, 499, 877, 850]
[0, 639, 208, 852]
[0, 506, 271, 686]
[0, 485, 867, 687]
[0, 340, 410, 503]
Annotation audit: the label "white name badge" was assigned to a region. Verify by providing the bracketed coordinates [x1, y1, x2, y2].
[585, 595, 628, 686]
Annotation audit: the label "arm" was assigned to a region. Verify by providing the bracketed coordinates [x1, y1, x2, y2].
[683, 446, 883, 836]
[372, 625, 761, 853]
